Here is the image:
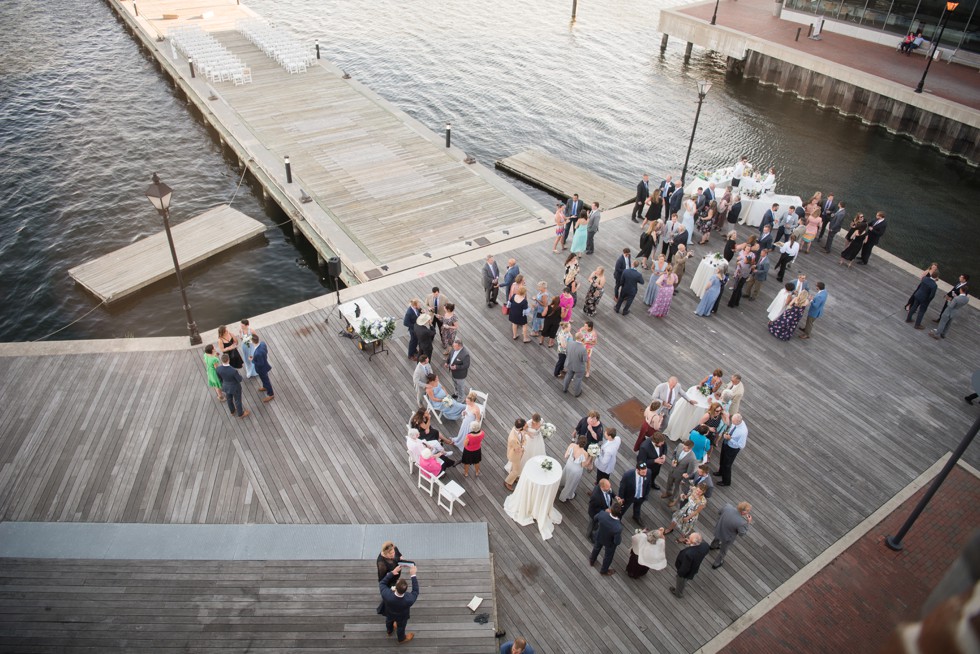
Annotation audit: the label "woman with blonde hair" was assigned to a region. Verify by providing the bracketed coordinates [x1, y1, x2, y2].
[504, 418, 527, 490]
[376, 541, 404, 614]
[508, 284, 530, 343]
[530, 281, 549, 336]
[768, 290, 810, 341]
[552, 202, 567, 253]
[461, 421, 485, 478]
[627, 527, 667, 578]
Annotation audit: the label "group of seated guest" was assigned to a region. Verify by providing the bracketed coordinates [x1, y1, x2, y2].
[899, 30, 925, 55]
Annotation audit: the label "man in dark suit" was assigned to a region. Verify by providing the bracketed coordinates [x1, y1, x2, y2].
[613, 248, 631, 300]
[380, 564, 419, 643]
[905, 271, 938, 329]
[758, 203, 778, 236]
[743, 248, 770, 301]
[414, 313, 436, 361]
[858, 211, 887, 265]
[614, 261, 645, 315]
[670, 533, 710, 598]
[589, 500, 623, 576]
[483, 255, 500, 307]
[818, 194, 836, 240]
[617, 463, 651, 526]
[703, 182, 715, 205]
[564, 194, 583, 244]
[586, 478, 614, 539]
[822, 202, 846, 253]
[632, 174, 650, 222]
[216, 354, 249, 418]
[403, 299, 421, 360]
[249, 334, 275, 403]
[445, 339, 470, 398]
[659, 176, 675, 218]
[636, 432, 667, 490]
[667, 225, 687, 263]
[668, 185, 685, 218]
[757, 225, 774, 253]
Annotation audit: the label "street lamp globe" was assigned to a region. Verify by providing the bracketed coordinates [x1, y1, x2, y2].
[145, 173, 173, 214]
[697, 80, 712, 98]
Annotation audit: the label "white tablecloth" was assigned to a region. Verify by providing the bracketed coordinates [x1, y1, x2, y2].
[738, 195, 803, 228]
[684, 170, 762, 196]
[338, 297, 383, 342]
[503, 455, 563, 540]
[664, 386, 710, 442]
[689, 255, 728, 297]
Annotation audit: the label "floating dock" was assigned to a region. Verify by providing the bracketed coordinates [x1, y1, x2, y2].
[68, 204, 264, 303]
[495, 149, 636, 209]
[112, 0, 550, 284]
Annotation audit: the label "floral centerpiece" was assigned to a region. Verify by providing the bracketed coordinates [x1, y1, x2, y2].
[586, 443, 600, 458]
[358, 317, 395, 343]
[712, 253, 724, 262]
[743, 164, 753, 178]
[540, 458, 553, 471]
[540, 422, 556, 439]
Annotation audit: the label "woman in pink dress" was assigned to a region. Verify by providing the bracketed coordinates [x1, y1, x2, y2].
[552, 203, 567, 253]
[559, 287, 575, 322]
[648, 264, 677, 318]
[800, 209, 822, 254]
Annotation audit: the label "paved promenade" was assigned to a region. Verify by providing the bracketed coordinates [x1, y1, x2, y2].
[0, 206, 978, 651]
[680, 0, 980, 110]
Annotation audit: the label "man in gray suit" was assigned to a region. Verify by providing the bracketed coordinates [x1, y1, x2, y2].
[821, 201, 846, 253]
[661, 440, 697, 502]
[660, 214, 679, 257]
[562, 334, 589, 397]
[742, 249, 770, 301]
[930, 287, 969, 340]
[710, 502, 752, 569]
[482, 255, 500, 307]
[585, 202, 601, 255]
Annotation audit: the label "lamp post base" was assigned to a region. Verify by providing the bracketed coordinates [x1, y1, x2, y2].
[884, 535, 904, 551]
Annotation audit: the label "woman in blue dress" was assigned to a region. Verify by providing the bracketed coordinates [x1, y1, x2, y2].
[423, 374, 466, 420]
[695, 270, 723, 316]
[570, 216, 588, 255]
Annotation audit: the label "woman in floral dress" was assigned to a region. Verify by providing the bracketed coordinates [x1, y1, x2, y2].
[553, 321, 572, 378]
[648, 264, 677, 318]
[643, 255, 668, 306]
[552, 202, 567, 253]
[582, 267, 605, 317]
[664, 484, 708, 544]
[440, 303, 458, 353]
[769, 290, 810, 341]
[696, 201, 716, 244]
[577, 320, 598, 378]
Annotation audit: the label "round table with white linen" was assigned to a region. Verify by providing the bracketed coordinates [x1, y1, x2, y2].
[664, 386, 710, 442]
[737, 194, 803, 227]
[690, 255, 728, 297]
[503, 455, 563, 540]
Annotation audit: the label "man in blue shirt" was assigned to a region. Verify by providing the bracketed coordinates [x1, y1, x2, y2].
[800, 282, 827, 339]
[500, 637, 534, 654]
[716, 415, 747, 486]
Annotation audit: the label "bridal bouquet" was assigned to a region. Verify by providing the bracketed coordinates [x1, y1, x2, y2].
[359, 317, 395, 342]
[540, 422, 556, 439]
[540, 459, 553, 471]
[441, 396, 454, 409]
[697, 385, 712, 397]
[586, 443, 600, 458]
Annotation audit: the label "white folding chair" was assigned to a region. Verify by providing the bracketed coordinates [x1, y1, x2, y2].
[472, 390, 489, 422]
[425, 394, 445, 425]
[417, 466, 442, 497]
[437, 480, 466, 515]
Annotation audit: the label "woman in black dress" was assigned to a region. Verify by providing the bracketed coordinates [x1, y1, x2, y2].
[376, 541, 403, 614]
[637, 221, 657, 268]
[508, 284, 530, 342]
[539, 296, 562, 347]
[723, 230, 738, 262]
[411, 407, 451, 447]
[217, 325, 244, 369]
[643, 189, 663, 228]
[839, 213, 868, 267]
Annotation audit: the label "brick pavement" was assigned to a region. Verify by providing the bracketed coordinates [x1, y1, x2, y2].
[721, 465, 980, 653]
[679, 0, 980, 110]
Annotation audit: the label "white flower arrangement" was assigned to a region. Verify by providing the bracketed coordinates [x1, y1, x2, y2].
[358, 317, 396, 342]
[586, 443, 600, 458]
[540, 422, 556, 439]
[441, 396, 454, 409]
[698, 385, 712, 397]
[540, 458, 554, 471]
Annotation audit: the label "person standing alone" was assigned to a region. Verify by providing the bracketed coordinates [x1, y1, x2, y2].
[249, 334, 275, 402]
[632, 175, 650, 222]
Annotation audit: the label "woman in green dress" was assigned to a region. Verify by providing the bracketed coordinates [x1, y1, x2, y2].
[203, 344, 223, 401]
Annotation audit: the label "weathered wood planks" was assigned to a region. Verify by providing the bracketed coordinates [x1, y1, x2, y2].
[496, 149, 637, 209]
[67, 204, 265, 303]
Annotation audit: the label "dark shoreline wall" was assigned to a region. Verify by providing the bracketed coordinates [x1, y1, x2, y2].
[741, 51, 980, 166]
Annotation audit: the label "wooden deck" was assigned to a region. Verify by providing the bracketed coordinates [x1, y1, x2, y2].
[0, 558, 496, 653]
[1, 209, 979, 652]
[114, 0, 549, 283]
[67, 204, 265, 303]
[495, 149, 636, 209]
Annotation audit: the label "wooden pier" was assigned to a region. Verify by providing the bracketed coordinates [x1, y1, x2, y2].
[2, 206, 978, 652]
[113, 0, 550, 284]
[68, 204, 264, 303]
[495, 149, 637, 209]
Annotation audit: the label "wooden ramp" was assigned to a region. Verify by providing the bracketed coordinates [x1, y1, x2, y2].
[495, 149, 636, 209]
[0, 558, 496, 653]
[68, 204, 265, 303]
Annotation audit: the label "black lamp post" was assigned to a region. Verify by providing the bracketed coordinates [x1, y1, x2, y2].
[711, 0, 720, 25]
[680, 80, 712, 188]
[914, 2, 958, 94]
[145, 173, 202, 346]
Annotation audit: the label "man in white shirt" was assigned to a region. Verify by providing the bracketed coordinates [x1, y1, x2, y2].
[595, 428, 621, 483]
[731, 156, 747, 187]
[775, 236, 800, 282]
[716, 415, 747, 486]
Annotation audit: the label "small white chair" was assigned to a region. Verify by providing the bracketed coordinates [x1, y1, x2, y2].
[417, 466, 442, 497]
[425, 393, 445, 425]
[437, 480, 466, 515]
[472, 390, 489, 421]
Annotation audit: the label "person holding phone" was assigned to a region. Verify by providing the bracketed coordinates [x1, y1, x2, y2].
[379, 563, 420, 643]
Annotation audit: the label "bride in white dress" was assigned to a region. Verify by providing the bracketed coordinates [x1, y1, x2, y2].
[767, 282, 795, 322]
[521, 414, 547, 468]
[681, 196, 697, 245]
[558, 437, 591, 502]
